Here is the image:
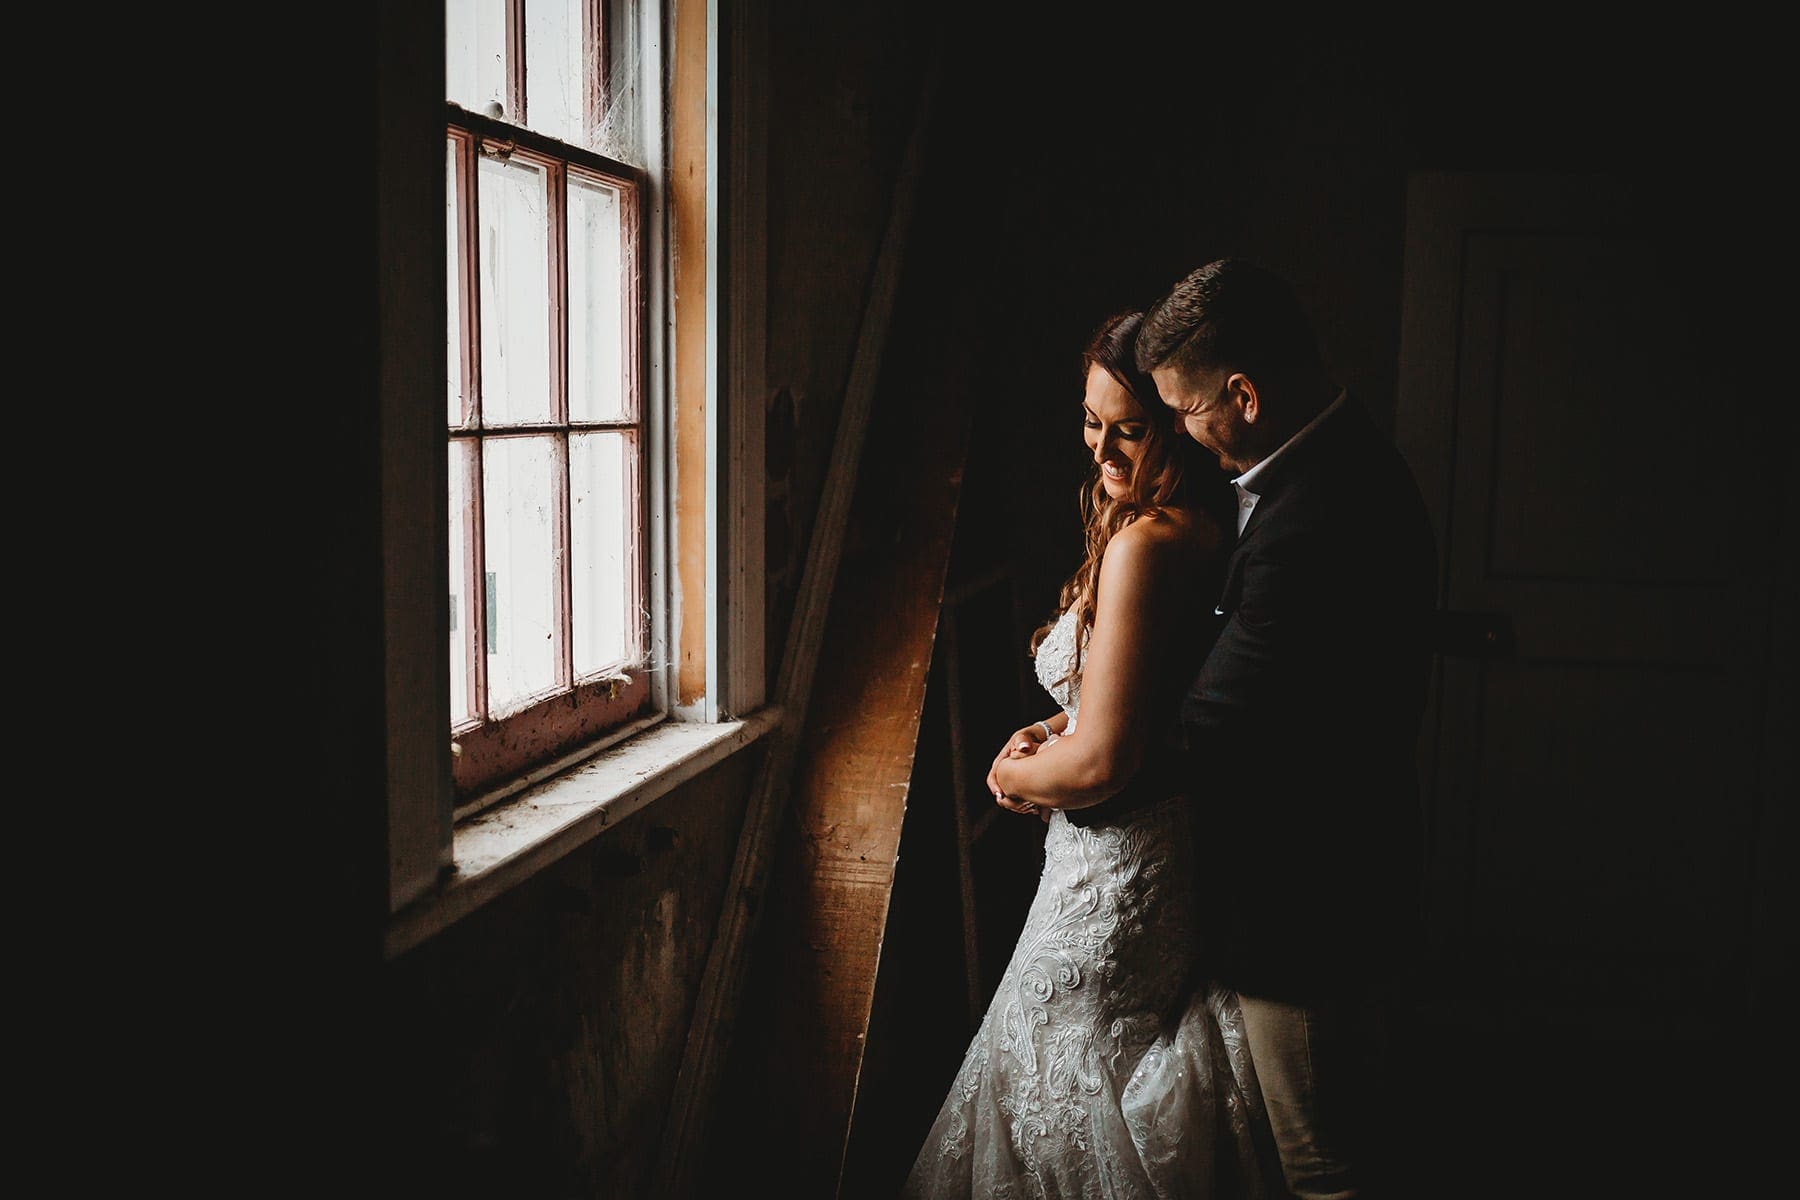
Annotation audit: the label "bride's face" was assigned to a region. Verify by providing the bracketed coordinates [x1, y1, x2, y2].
[1081, 364, 1150, 501]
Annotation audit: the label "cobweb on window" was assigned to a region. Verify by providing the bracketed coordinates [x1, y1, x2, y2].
[588, 0, 646, 167]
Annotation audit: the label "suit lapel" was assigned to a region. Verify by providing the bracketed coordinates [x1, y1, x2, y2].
[1240, 394, 1364, 525]
[1209, 395, 1368, 614]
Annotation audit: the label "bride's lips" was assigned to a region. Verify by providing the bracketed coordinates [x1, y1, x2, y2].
[1101, 461, 1128, 480]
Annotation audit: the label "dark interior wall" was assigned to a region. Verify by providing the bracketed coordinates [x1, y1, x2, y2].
[930, 15, 1781, 615]
[379, 752, 758, 1198]
[761, 2, 935, 688]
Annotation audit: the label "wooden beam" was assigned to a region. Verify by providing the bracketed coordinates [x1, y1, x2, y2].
[941, 610, 984, 1026]
[654, 41, 944, 1198]
[754, 321, 973, 1194]
[722, 0, 767, 718]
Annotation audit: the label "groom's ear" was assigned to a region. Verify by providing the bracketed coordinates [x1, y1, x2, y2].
[1227, 372, 1259, 424]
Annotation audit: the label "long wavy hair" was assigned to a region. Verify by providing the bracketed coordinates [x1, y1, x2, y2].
[1028, 310, 1202, 682]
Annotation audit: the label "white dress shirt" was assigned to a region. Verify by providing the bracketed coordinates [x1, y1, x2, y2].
[1229, 388, 1347, 536]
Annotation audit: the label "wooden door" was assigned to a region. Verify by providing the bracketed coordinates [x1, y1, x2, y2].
[1394, 172, 1787, 1030]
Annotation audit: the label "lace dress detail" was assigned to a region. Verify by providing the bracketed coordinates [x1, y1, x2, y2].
[1034, 606, 1084, 731]
[902, 608, 1286, 1200]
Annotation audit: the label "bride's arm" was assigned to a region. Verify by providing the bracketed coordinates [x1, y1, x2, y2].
[994, 522, 1180, 810]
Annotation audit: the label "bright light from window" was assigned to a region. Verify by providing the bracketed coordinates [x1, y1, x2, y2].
[526, 0, 587, 145]
[572, 431, 634, 674]
[446, 0, 509, 118]
[449, 441, 473, 725]
[477, 154, 552, 426]
[483, 435, 560, 714]
[569, 173, 627, 422]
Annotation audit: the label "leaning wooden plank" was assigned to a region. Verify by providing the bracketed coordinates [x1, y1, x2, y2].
[653, 44, 943, 1199]
[741, 315, 973, 1195]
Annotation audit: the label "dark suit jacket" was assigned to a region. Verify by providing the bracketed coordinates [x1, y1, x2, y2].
[1182, 395, 1438, 999]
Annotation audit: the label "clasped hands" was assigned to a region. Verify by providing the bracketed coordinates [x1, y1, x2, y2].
[987, 723, 1060, 822]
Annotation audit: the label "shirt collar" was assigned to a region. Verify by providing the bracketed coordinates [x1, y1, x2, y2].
[1232, 388, 1347, 496]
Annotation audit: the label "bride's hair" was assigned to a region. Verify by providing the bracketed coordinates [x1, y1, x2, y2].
[1029, 310, 1201, 681]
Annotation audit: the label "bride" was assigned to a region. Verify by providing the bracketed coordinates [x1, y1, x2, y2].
[902, 311, 1286, 1199]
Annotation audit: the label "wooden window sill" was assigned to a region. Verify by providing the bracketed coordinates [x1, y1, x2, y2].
[385, 705, 782, 959]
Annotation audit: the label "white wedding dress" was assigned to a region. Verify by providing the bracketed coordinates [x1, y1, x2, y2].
[902, 608, 1287, 1200]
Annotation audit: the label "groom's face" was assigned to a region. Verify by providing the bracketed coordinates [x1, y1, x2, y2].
[1153, 366, 1250, 473]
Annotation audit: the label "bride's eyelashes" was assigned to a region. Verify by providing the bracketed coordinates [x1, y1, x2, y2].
[1080, 410, 1146, 441]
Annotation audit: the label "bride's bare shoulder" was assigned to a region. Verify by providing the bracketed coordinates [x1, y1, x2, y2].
[1119, 506, 1226, 559]
[1100, 511, 1225, 599]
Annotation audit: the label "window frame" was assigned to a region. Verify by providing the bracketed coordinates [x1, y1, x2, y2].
[443, 111, 654, 803]
[381, 0, 769, 957]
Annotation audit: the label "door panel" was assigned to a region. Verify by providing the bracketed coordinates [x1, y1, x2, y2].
[1468, 660, 1755, 954]
[1396, 172, 1779, 1024]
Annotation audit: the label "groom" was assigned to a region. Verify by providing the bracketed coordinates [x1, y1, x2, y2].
[1134, 258, 1438, 1199]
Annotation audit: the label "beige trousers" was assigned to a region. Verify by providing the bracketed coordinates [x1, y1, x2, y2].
[1237, 988, 1399, 1200]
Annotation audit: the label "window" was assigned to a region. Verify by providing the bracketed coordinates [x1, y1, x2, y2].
[444, 0, 651, 802]
[444, 30, 655, 798]
[381, 0, 768, 950]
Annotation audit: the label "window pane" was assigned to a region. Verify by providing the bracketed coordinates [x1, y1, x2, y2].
[483, 435, 561, 714]
[569, 174, 627, 422]
[449, 440, 474, 725]
[477, 154, 553, 425]
[525, 0, 586, 146]
[446, 0, 509, 118]
[572, 432, 635, 674]
[447, 138, 466, 426]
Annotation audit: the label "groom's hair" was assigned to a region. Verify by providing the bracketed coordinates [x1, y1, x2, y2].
[1135, 258, 1322, 385]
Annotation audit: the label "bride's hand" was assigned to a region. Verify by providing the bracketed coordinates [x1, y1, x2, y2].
[990, 784, 1039, 818]
[989, 737, 1045, 818]
[1000, 721, 1056, 762]
[986, 727, 1036, 796]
